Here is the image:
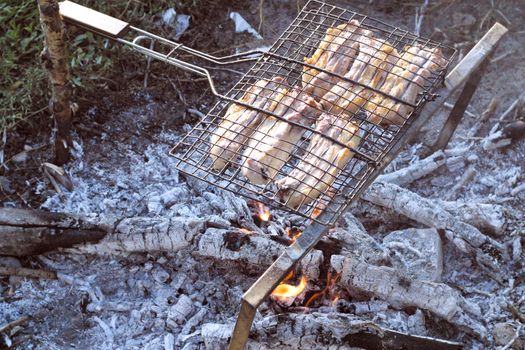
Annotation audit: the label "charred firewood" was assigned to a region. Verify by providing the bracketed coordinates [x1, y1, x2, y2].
[78, 216, 207, 255]
[331, 254, 486, 337]
[361, 181, 508, 272]
[375, 151, 506, 234]
[202, 312, 464, 350]
[0, 208, 108, 257]
[197, 228, 323, 281]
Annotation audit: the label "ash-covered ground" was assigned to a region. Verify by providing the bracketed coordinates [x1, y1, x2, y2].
[1, 1, 525, 349]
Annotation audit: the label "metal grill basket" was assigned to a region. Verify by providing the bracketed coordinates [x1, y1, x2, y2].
[169, 0, 456, 225]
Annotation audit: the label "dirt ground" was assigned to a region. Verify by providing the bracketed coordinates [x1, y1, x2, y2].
[1, 0, 524, 349]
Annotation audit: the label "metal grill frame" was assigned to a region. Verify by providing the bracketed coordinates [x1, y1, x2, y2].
[169, 0, 456, 226]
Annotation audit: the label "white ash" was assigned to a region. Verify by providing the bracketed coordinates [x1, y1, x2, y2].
[383, 227, 443, 282]
[3, 117, 524, 350]
[329, 212, 389, 265]
[2, 64, 525, 350]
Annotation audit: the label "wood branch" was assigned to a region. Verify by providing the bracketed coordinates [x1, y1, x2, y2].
[0, 208, 109, 257]
[470, 96, 499, 137]
[0, 207, 110, 229]
[37, 0, 73, 164]
[331, 254, 486, 336]
[374, 151, 505, 234]
[361, 181, 507, 270]
[445, 22, 508, 90]
[197, 228, 323, 280]
[431, 50, 489, 153]
[0, 316, 30, 334]
[378, 150, 447, 185]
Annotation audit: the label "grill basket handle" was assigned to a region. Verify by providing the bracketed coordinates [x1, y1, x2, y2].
[59, 0, 265, 96]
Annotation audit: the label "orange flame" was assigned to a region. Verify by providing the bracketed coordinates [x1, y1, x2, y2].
[286, 228, 303, 242]
[254, 202, 271, 222]
[283, 270, 295, 282]
[305, 271, 340, 307]
[271, 275, 308, 298]
[331, 292, 341, 307]
[311, 189, 336, 219]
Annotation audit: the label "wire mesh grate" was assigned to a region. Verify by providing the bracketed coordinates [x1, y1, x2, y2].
[169, 0, 456, 226]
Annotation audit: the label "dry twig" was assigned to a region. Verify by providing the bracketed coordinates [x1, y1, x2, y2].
[414, 0, 430, 36]
[444, 164, 476, 200]
[499, 93, 525, 122]
[0, 316, 30, 334]
[0, 266, 57, 280]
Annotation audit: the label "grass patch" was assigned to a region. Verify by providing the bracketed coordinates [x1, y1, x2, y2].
[0, 0, 216, 131]
[0, 1, 47, 130]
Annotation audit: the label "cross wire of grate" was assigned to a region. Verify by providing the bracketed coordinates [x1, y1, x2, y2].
[169, 0, 456, 226]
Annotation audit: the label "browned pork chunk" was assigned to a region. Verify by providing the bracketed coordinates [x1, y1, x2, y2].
[209, 77, 287, 171]
[276, 113, 361, 209]
[363, 46, 447, 126]
[320, 39, 400, 117]
[302, 20, 368, 100]
[241, 88, 323, 185]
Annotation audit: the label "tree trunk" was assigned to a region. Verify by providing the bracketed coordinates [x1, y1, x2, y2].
[37, 0, 72, 164]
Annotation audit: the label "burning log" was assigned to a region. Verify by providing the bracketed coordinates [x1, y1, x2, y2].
[270, 274, 308, 307]
[202, 312, 464, 349]
[249, 201, 271, 223]
[361, 181, 507, 270]
[197, 228, 282, 266]
[197, 228, 323, 281]
[303, 270, 340, 308]
[331, 254, 486, 336]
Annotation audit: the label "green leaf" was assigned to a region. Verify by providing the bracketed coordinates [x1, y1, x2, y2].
[71, 76, 83, 87]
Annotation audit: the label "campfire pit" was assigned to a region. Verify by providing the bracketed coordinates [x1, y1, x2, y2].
[55, 1, 510, 349]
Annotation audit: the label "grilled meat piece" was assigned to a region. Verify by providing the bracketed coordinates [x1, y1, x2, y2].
[302, 23, 347, 86]
[241, 88, 323, 185]
[302, 20, 366, 100]
[276, 114, 361, 209]
[364, 46, 446, 126]
[320, 39, 400, 116]
[209, 77, 287, 171]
